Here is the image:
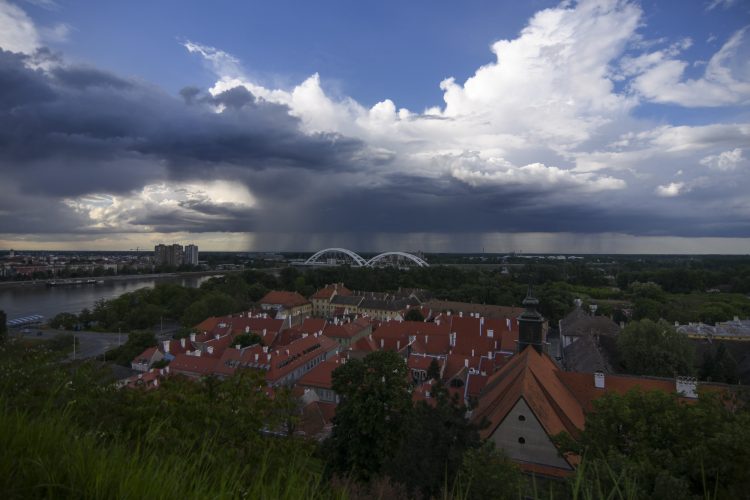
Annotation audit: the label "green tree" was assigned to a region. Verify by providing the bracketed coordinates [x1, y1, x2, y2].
[404, 308, 425, 322]
[107, 331, 157, 366]
[233, 332, 262, 348]
[50, 312, 79, 330]
[457, 442, 523, 500]
[617, 319, 694, 376]
[700, 343, 739, 384]
[426, 358, 441, 380]
[556, 389, 750, 500]
[0, 309, 6, 341]
[326, 351, 412, 480]
[385, 383, 481, 498]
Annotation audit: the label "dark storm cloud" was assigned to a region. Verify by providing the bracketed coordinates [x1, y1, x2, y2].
[0, 49, 371, 197]
[0, 48, 382, 235]
[1, 48, 747, 241]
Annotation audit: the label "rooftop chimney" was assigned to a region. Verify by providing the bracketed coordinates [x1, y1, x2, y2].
[190, 333, 196, 342]
[487, 329, 494, 338]
[676, 376, 698, 399]
[163, 340, 170, 353]
[594, 371, 605, 389]
[245, 326, 250, 333]
[180, 338, 186, 349]
[207, 346, 214, 355]
[235, 344, 241, 350]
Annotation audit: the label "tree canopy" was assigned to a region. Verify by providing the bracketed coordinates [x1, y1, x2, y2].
[556, 389, 750, 499]
[617, 319, 694, 377]
[327, 351, 412, 480]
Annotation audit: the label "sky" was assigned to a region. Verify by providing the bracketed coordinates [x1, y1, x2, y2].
[0, 0, 749, 254]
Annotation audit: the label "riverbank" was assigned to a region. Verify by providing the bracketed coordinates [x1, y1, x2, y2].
[0, 269, 241, 289]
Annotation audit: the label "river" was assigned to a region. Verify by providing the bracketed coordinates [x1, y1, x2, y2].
[0, 275, 216, 321]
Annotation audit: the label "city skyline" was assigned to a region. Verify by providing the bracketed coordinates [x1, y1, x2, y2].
[0, 0, 749, 253]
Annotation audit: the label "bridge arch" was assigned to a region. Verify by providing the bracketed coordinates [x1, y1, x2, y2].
[366, 252, 430, 268]
[304, 248, 367, 267]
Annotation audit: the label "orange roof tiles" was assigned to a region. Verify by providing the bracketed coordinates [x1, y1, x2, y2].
[297, 354, 346, 389]
[260, 290, 310, 308]
[170, 353, 219, 377]
[473, 348, 585, 443]
[311, 283, 352, 300]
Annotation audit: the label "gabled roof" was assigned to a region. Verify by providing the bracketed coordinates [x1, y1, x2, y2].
[473, 348, 586, 443]
[425, 300, 524, 320]
[352, 335, 378, 353]
[560, 307, 620, 337]
[194, 316, 220, 332]
[407, 353, 443, 373]
[323, 319, 370, 340]
[169, 353, 219, 377]
[297, 354, 346, 389]
[212, 334, 339, 383]
[260, 290, 310, 308]
[133, 346, 158, 364]
[311, 283, 352, 300]
[330, 295, 364, 307]
[563, 335, 613, 374]
[372, 320, 451, 351]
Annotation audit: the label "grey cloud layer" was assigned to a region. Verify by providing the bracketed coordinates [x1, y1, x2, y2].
[0, 45, 748, 239]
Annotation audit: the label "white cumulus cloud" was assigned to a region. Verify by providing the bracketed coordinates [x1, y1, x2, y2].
[656, 182, 686, 197]
[0, 0, 40, 54]
[700, 148, 745, 171]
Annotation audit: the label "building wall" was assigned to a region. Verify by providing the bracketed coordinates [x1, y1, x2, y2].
[489, 398, 572, 470]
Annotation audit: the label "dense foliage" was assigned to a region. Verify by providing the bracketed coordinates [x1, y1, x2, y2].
[617, 319, 695, 377]
[0, 309, 6, 340]
[0, 339, 335, 499]
[556, 389, 750, 499]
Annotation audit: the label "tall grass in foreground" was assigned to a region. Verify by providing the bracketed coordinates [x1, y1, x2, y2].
[0, 407, 343, 499]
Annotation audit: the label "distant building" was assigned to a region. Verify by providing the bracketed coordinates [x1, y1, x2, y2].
[154, 243, 184, 267]
[259, 291, 312, 321]
[184, 244, 199, 266]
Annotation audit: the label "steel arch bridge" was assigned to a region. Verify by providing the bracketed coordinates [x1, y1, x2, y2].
[303, 248, 429, 268]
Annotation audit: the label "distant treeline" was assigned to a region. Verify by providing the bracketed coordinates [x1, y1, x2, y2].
[50, 257, 750, 339]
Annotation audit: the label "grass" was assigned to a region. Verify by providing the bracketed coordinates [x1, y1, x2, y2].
[0, 404, 344, 500]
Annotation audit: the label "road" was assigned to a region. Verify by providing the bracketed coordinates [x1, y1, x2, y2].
[15, 328, 134, 361]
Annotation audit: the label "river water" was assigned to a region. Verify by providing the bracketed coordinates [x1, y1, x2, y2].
[0, 275, 215, 321]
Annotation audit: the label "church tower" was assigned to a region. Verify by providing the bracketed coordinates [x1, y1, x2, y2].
[517, 285, 546, 353]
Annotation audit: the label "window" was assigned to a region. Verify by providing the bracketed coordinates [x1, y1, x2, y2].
[518, 437, 525, 444]
[518, 415, 526, 421]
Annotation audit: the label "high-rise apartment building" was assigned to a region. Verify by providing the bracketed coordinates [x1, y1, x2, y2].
[154, 244, 185, 267]
[184, 244, 199, 266]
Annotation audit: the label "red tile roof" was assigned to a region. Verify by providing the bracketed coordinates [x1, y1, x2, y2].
[133, 346, 158, 365]
[352, 335, 378, 353]
[260, 290, 310, 308]
[297, 354, 346, 389]
[169, 353, 219, 377]
[473, 348, 585, 444]
[311, 283, 352, 300]
[407, 353, 443, 372]
[211, 334, 339, 384]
